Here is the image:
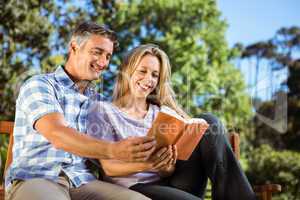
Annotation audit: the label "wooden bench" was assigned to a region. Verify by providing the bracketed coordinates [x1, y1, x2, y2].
[0, 121, 281, 200]
[0, 121, 14, 200]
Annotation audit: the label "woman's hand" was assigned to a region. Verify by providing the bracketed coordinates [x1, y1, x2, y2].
[157, 145, 177, 177]
[147, 145, 177, 177]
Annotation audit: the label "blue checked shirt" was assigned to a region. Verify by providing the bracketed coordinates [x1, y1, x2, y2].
[5, 66, 104, 191]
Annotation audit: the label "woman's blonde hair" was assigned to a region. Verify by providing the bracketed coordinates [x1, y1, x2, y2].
[113, 44, 189, 118]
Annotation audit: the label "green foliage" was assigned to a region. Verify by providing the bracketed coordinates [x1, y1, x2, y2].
[251, 93, 300, 151]
[0, 0, 56, 120]
[247, 145, 300, 200]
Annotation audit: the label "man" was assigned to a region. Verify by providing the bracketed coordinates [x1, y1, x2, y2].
[5, 22, 154, 200]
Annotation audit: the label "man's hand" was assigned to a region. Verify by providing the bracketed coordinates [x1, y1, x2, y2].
[110, 136, 156, 162]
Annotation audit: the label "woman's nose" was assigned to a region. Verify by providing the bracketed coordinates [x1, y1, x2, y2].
[144, 73, 155, 83]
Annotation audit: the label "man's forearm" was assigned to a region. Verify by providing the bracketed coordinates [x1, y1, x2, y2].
[35, 112, 156, 162]
[49, 125, 114, 159]
[34, 113, 114, 159]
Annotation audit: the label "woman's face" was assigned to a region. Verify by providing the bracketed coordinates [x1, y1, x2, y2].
[129, 54, 160, 100]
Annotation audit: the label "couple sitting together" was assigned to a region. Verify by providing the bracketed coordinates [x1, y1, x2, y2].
[5, 21, 256, 200]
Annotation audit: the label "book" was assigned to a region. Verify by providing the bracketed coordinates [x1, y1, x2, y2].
[147, 106, 209, 160]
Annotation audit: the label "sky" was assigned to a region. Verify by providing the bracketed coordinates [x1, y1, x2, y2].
[217, 0, 300, 100]
[217, 0, 300, 47]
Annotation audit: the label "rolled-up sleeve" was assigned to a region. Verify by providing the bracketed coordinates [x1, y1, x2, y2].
[17, 76, 63, 129]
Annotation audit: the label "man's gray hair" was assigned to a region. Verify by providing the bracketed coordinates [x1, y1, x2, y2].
[70, 21, 119, 50]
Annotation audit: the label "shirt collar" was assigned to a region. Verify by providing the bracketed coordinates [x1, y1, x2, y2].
[54, 65, 76, 89]
[54, 66, 96, 95]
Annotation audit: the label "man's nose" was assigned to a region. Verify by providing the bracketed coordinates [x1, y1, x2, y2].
[97, 55, 108, 66]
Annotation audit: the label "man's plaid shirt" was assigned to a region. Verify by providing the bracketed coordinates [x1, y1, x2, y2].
[5, 66, 103, 191]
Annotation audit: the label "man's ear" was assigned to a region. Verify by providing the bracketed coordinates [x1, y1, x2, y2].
[69, 40, 78, 54]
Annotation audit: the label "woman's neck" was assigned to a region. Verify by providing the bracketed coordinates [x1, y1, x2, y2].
[117, 95, 149, 119]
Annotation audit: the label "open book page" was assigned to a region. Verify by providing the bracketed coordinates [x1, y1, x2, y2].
[186, 118, 207, 124]
[160, 106, 183, 120]
[160, 106, 207, 124]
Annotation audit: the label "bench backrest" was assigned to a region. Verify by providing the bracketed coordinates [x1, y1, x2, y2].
[0, 121, 14, 176]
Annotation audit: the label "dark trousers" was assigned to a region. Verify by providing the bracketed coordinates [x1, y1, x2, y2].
[130, 113, 257, 200]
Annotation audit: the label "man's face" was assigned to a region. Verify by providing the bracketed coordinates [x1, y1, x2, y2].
[71, 34, 114, 81]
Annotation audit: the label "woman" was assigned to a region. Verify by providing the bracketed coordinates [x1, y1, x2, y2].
[87, 44, 256, 200]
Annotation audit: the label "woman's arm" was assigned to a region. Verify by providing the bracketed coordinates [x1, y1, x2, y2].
[100, 159, 151, 177]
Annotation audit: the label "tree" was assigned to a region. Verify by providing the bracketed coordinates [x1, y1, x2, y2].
[241, 41, 276, 97]
[241, 26, 300, 151]
[240, 27, 300, 200]
[0, 0, 57, 120]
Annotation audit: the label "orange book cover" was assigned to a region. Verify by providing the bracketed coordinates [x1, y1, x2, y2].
[147, 106, 209, 160]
